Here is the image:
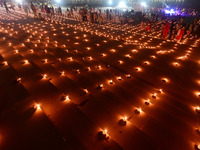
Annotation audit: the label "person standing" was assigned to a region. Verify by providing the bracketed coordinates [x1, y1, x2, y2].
[99, 13, 102, 25]
[58, 6, 62, 15]
[193, 18, 199, 38]
[0, 0, 3, 7]
[163, 21, 170, 39]
[23, 4, 29, 15]
[141, 20, 145, 30]
[10, 2, 15, 10]
[18, 3, 21, 12]
[3, 0, 11, 13]
[176, 26, 185, 43]
[31, 2, 37, 18]
[169, 20, 175, 39]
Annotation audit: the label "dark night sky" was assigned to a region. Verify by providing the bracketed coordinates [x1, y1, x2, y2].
[185, 0, 200, 8]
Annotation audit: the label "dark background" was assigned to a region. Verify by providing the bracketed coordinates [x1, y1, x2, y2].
[184, 0, 200, 8]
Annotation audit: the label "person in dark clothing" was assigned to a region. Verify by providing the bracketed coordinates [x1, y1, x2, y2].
[3, 0, 11, 13]
[169, 20, 175, 39]
[58, 6, 62, 15]
[193, 21, 199, 37]
[0, 0, 3, 7]
[31, 2, 37, 18]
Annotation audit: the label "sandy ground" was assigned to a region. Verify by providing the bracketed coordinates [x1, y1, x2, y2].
[0, 7, 200, 150]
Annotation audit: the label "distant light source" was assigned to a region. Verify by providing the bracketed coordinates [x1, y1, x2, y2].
[108, 0, 112, 4]
[117, 1, 127, 8]
[141, 2, 147, 7]
[165, 9, 175, 14]
[16, 0, 22, 3]
[56, 0, 61, 3]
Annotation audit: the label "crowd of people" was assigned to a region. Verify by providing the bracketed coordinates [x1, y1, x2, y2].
[161, 18, 199, 42]
[0, 0, 200, 42]
[140, 13, 200, 42]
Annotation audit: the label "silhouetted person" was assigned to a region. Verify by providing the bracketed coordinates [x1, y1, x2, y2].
[3, 0, 11, 13]
[30, 2, 36, 18]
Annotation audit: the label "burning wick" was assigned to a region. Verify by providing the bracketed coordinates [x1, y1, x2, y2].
[118, 76, 122, 81]
[61, 71, 65, 76]
[145, 99, 150, 105]
[97, 84, 103, 90]
[17, 78, 22, 83]
[196, 106, 200, 113]
[152, 93, 157, 99]
[34, 104, 41, 110]
[64, 96, 70, 102]
[109, 80, 113, 84]
[43, 74, 47, 79]
[4, 61, 8, 66]
[83, 89, 88, 94]
[135, 108, 142, 114]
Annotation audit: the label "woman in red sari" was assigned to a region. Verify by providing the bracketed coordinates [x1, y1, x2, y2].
[163, 22, 170, 39]
[176, 26, 185, 42]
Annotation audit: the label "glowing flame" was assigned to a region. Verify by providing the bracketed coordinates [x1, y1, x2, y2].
[43, 74, 47, 79]
[65, 96, 70, 102]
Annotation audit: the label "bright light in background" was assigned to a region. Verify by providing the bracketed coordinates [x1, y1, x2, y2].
[16, 0, 22, 3]
[141, 2, 147, 7]
[165, 9, 175, 14]
[117, 1, 127, 8]
[163, 2, 169, 8]
[170, 9, 175, 12]
[108, 0, 112, 4]
[56, 0, 61, 3]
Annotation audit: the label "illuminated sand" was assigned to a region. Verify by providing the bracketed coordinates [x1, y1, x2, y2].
[0, 8, 200, 150]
